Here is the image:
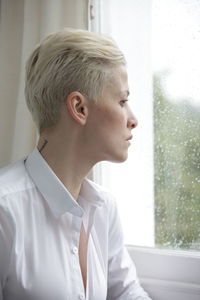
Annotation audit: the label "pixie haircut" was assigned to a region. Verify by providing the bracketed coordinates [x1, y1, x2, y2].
[25, 28, 126, 133]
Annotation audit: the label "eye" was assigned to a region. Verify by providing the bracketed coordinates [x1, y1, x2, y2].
[120, 100, 128, 107]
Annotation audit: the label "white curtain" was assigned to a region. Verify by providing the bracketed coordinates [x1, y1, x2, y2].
[0, 0, 89, 167]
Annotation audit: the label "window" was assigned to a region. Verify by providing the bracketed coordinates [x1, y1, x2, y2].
[91, 0, 200, 251]
[90, 2, 200, 297]
[153, 0, 200, 251]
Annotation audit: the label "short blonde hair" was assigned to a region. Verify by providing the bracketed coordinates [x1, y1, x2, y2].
[25, 28, 126, 133]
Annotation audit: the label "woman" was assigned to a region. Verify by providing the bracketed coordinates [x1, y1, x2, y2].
[0, 28, 152, 299]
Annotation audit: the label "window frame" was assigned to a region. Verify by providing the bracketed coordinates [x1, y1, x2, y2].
[128, 246, 200, 299]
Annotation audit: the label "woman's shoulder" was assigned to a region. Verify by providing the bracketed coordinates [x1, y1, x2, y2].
[0, 157, 32, 203]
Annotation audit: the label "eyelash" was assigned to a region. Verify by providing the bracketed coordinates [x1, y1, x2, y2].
[120, 100, 128, 106]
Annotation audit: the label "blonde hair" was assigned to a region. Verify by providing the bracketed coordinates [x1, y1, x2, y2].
[25, 28, 126, 133]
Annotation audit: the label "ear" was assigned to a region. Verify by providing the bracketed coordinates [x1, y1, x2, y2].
[65, 92, 89, 126]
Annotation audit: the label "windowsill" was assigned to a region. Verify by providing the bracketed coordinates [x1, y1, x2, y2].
[127, 245, 200, 299]
[126, 245, 200, 258]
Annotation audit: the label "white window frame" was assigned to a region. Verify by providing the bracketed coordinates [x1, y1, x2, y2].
[129, 246, 200, 299]
[88, 1, 200, 299]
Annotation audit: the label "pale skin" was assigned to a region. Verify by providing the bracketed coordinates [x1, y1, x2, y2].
[37, 64, 138, 294]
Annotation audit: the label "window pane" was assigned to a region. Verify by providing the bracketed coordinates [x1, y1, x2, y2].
[97, 0, 154, 247]
[153, 0, 200, 250]
[97, 0, 200, 251]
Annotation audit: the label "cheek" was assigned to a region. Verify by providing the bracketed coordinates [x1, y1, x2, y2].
[95, 108, 114, 127]
[93, 105, 126, 133]
[110, 111, 127, 128]
[104, 106, 124, 121]
[102, 114, 121, 131]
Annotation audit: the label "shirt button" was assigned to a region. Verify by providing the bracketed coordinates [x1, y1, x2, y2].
[79, 294, 85, 300]
[72, 246, 78, 254]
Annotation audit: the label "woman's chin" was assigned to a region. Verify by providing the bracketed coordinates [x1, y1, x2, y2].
[107, 152, 129, 164]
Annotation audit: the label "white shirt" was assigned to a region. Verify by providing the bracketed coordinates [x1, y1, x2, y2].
[0, 148, 151, 300]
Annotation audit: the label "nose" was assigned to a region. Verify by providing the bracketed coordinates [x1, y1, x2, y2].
[127, 110, 138, 129]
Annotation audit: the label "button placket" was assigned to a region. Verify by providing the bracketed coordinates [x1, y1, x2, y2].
[72, 246, 78, 255]
[70, 215, 86, 298]
[78, 294, 85, 300]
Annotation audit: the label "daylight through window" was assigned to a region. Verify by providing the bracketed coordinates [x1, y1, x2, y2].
[94, 0, 200, 251]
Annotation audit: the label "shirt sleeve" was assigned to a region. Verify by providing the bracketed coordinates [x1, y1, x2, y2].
[0, 199, 14, 299]
[107, 198, 152, 300]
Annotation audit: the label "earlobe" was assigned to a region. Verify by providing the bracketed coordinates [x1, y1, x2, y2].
[66, 92, 88, 126]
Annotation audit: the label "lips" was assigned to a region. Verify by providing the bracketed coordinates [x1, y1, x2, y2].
[126, 135, 133, 141]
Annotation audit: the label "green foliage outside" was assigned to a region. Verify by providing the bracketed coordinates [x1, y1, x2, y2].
[154, 73, 200, 250]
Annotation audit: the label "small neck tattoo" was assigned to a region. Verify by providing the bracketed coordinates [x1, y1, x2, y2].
[38, 139, 48, 153]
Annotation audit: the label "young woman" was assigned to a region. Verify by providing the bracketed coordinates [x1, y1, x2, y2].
[0, 28, 152, 300]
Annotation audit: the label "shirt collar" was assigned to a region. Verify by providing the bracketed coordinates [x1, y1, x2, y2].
[79, 179, 106, 208]
[25, 148, 84, 218]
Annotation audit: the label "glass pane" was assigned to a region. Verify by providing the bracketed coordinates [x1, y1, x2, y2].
[153, 0, 200, 250]
[97, 0, 154, 247]
[98, 0, 200, 251]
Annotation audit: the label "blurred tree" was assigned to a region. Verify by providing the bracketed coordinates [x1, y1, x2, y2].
[153, 73, 200, 250]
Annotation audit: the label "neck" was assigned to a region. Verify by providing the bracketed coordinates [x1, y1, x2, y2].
[37, 134, 94, 200]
